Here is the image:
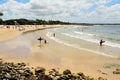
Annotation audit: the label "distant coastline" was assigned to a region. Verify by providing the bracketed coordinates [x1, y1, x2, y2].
[0, 18, 120, 25]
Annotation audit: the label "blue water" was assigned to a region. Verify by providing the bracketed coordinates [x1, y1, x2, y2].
[47, 25, 120, 58]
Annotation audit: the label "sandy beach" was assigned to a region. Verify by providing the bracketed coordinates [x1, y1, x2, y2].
[0, 25, 120, 80]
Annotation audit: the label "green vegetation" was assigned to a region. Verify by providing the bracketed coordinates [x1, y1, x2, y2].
[0, 18, 70, 25]
[0, 18, 120, 25]
[0, 18, 3, 24]
[0, 18, 92, 25]
[0, 12, 3, 24]
[0, 12, 3, 16]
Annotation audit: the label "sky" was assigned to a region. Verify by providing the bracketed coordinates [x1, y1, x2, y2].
[0, 0, 120, 23]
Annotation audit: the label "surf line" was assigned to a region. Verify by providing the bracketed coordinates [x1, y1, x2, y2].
[46, 32, 118, 58]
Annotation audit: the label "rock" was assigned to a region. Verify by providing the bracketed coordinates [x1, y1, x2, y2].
[20, 76, 26, 80]
[63, 69, 71, 75]
[9, 77, 17, 80]
[25, 68, 30, 72]
[20, 62, 26, 67]
[113, 71, 120, 74]
[59, 75, 69, 80]
[77, 72, 85, 78]
[42, 75, 53, 80]
[116, 68, 120, 71]
[0, 60, 109, 80]
[4, 73, 11, 79]
[17, 70, 24, 74]
[28, 75, 36, 80]
[49, 68, 61, 77]
[35, 67, 46, 75]
[7, 65, 12, 70]
[22, 71, 31, 77]
[2, 66, 10, 72]
[98, 77, 105, 80]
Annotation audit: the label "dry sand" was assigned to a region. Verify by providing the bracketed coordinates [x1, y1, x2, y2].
[0, 25, 120, 80]
[0, 25, 61, 42]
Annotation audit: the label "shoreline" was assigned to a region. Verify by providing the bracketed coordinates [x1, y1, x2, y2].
[0, 25, 62, 42]
[0, 25, 120, 80]
[47, 26, 120, 59]
[46, 31, 118, 58]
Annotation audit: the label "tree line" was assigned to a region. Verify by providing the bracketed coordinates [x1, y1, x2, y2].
[0, 18, 71, 25]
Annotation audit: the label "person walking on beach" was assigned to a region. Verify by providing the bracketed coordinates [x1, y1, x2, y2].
[44, 39, 47, 44]
[37, 37, 43, 43]
[99, 39, 105, 46]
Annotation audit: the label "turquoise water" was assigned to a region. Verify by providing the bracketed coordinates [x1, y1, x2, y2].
[47, 25, 120, 58]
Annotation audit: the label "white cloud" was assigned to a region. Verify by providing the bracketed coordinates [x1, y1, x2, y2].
[0, 0, 120, 23]
[87, 3, 120, 22]
[96, 0, 112, 5]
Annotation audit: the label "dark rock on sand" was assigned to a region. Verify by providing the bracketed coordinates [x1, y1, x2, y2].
[0, 60, 107, 80]
[113, 71, 120, 74]
[113, 68, 120, 74]
[63, 69, 71, 75]
[98, 77, 107, 80]
[35, 67, 46, 75]
[116, 68, 120, 71]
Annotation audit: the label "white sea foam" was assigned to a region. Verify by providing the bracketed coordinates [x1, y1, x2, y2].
[63, 32, 120, 48]
[74, 31, 94, 36]
[105, 41, 120, 48]
[46, 32, 117, 58]
[62, 33, 99, 43]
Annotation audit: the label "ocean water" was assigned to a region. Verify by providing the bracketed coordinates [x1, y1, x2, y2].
[47, 25, 120, 58]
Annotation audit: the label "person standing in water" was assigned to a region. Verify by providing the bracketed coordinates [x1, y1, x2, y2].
[99, 39, 105, 46]
[53, 33, 55, 37]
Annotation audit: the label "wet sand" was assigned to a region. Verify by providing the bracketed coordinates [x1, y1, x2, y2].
[29, 30, 120, 80]
[0, 25, 120, 80]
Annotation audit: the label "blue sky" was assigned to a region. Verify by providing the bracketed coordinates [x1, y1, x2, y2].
[106, 0, 120, 6]
[0, 0, 7, 4]
[0, 0, 29, 4]
[0, 0, 120, 23]
[15, 0, 29, 3]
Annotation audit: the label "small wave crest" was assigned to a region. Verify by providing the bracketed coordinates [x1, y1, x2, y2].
[62, 32, 120, 48]
[62, 33, 99, 43]
[74, 31, 95, 36]
[46, 32, 118, 58]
